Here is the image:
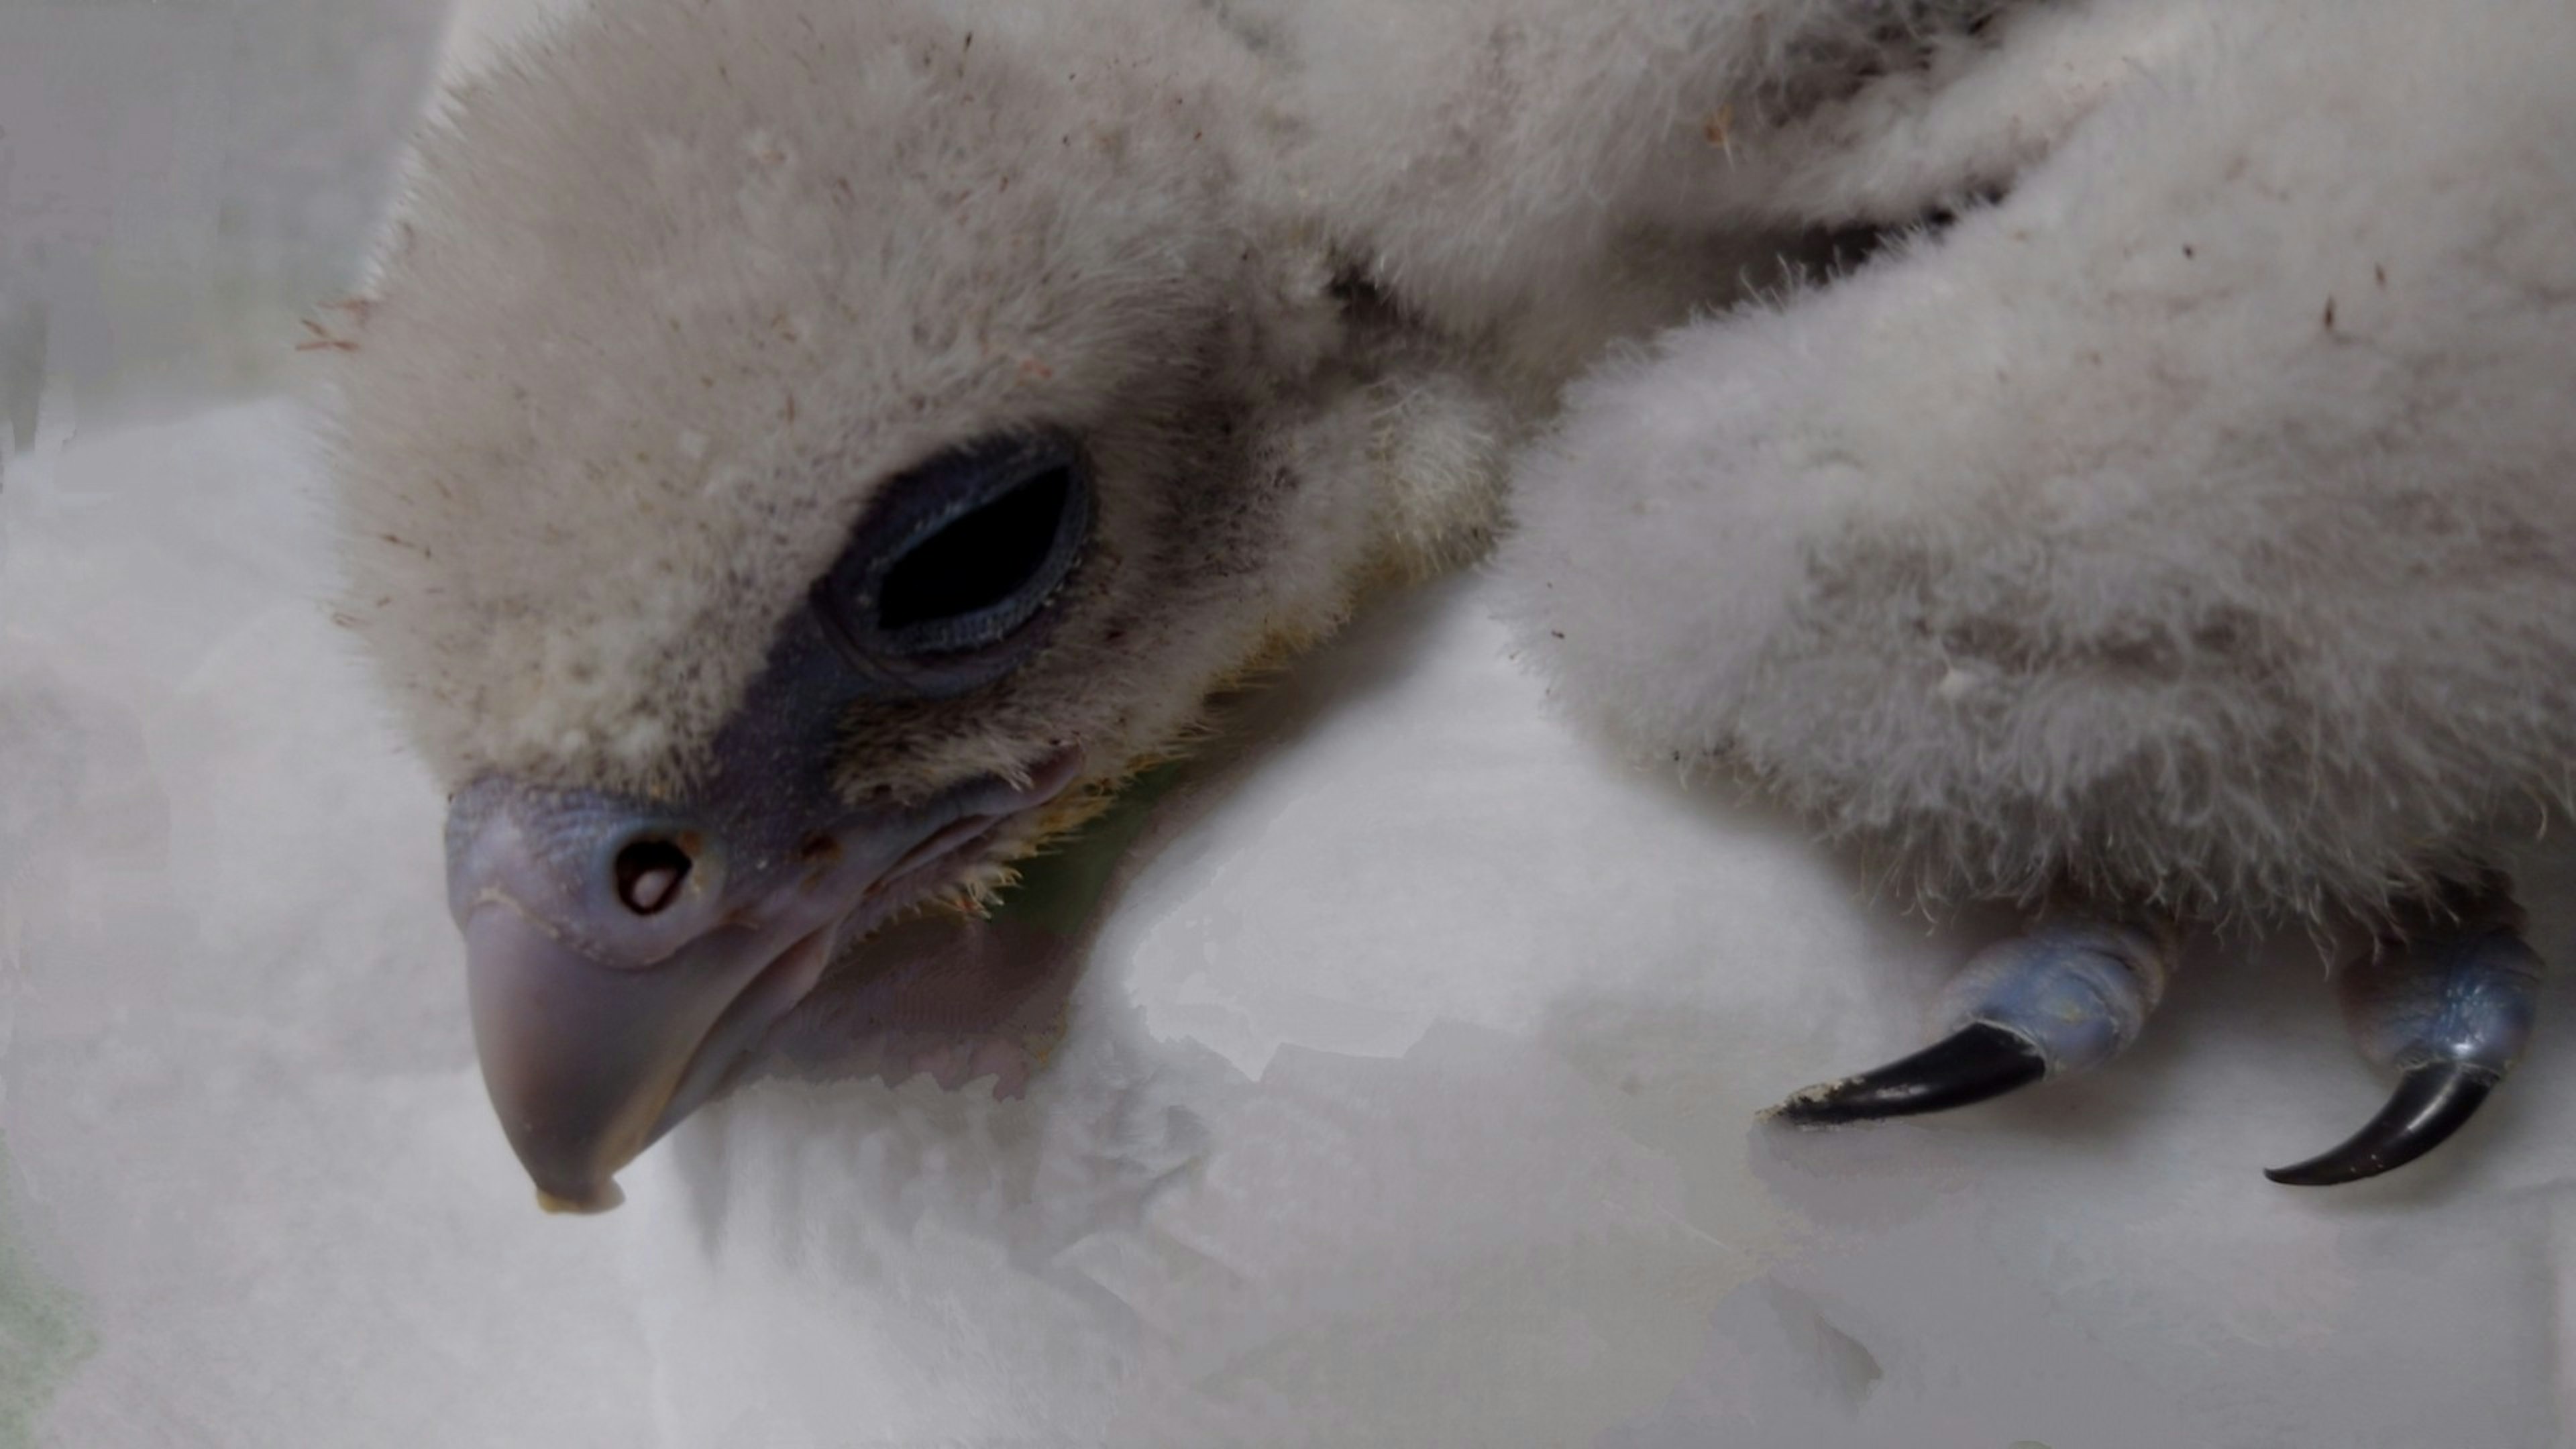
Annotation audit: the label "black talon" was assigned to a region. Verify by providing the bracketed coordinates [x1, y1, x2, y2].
[1767, 1022, 2049, 1127]
[2263, 1064, 2498, 1187]
[2269, 880, 2544, 1187]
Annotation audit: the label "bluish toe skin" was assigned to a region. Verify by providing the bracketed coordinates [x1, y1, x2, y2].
[1768, 917, 2176, 1128]
[2267, 887, 2544, 1187]
[1766, 880, 2544, 1187]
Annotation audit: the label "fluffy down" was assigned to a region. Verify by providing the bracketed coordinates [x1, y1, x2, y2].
[345, 0, 2576, 934]
[331, 0, 1499, 804]
[1495, 0, 2576, 924]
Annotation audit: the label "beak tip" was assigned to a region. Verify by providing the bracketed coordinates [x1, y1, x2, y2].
[535, 1178, 627, 1215]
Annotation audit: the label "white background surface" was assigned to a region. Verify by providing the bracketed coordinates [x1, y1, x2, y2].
[5, 1, 2574, 1441]
[0, 0, 443, 437]
[3, 401, 2572, 1446]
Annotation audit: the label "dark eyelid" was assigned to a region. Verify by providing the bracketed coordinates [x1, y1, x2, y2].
[865, 435, 1069, 560]
[806, 429, 1093, 699]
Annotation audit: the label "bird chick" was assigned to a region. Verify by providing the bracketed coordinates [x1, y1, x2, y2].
[330, 0, 2576, 1207]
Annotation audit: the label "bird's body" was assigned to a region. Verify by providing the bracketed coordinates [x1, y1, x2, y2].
[331, 0, 2576, 1203]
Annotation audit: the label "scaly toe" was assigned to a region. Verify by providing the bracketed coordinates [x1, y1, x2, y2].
[1767, 916, 2175, 1128]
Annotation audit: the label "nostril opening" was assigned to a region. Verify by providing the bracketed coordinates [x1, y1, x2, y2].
[612, 838, 694, 916]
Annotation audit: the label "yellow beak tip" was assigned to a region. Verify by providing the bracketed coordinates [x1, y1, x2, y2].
[534, 1179, 627, 1216]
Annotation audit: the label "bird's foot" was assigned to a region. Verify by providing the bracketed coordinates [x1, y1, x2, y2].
[1766, 915, 2176, 1127]
[1766, 879, 2547, 1186]
[2267, 881, 2543, 1186]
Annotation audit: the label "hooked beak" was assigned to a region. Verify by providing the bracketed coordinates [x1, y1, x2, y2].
[447, 750, 1082, 1212]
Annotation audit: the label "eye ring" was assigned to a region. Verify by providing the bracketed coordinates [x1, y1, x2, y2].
[809, 430, 1095, 698]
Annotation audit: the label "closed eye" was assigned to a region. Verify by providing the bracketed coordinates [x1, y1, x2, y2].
[876, 462, 1075, 633]
[811, 431, 1094, 696]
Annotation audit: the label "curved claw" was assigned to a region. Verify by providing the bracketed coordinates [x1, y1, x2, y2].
[2264, 1065, 2496, 1187]
[1768, 1021, 2046, 1126]
[2269, 888, 2542, 1188]
[1766, 917, 2174, 1128]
